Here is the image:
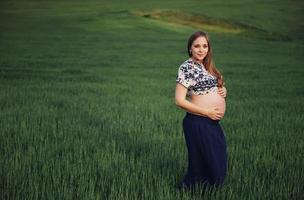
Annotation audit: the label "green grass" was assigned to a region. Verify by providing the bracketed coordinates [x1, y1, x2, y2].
[1, 0, 304, 199]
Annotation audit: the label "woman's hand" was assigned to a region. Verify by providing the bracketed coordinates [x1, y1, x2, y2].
[218, 86, 227, 98]
[205, 107, 224, 120]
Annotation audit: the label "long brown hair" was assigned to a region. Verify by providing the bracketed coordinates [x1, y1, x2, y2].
[187, 31, 224, 87]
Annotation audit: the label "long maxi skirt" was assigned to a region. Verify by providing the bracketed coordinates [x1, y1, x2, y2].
[180, 112, 228, 190]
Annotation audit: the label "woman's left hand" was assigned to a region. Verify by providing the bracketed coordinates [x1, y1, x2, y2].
[218, 86, 227, 98]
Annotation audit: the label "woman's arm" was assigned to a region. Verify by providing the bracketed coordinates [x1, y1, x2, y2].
[175, 83, 223, 120]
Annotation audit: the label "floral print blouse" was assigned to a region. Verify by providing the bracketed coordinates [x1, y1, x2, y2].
[176, 58, 218, 96]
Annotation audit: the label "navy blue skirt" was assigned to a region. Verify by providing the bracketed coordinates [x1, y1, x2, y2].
[179, 112, 227, 190]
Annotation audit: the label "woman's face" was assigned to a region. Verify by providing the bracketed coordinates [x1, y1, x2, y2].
[190, 36, 209, 63]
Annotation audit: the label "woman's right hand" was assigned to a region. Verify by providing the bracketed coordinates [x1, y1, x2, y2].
[205, 107, 224, 120]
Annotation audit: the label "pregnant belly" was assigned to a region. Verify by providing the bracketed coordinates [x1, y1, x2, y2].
[190, 91, 226, 116]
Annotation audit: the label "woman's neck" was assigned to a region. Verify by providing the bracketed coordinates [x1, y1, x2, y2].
[190, 57, 204, 66]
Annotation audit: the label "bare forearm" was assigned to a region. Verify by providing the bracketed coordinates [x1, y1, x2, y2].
[175, 99, 208, 116]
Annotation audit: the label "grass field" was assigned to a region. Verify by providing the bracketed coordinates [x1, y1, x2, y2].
[1, 0, 304, 199]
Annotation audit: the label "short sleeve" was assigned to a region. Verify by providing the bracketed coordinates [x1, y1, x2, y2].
[175, 64, 192, 88]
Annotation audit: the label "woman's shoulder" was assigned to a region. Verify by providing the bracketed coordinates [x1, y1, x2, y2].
[178, 58, 194, 70]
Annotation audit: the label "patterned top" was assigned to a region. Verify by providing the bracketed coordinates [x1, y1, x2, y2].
[176, 58, 218, 96]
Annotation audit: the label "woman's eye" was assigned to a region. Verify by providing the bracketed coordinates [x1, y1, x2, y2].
[193, 44, 208, 48]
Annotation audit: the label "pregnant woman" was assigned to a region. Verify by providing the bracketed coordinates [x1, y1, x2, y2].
[175, 31, 227, 191]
